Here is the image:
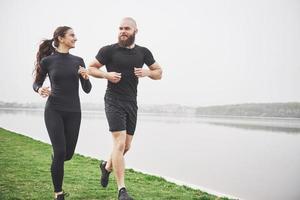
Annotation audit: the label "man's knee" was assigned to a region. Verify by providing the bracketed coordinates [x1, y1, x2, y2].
[115, 141, 126, 152]
[124, 144, 131, 154]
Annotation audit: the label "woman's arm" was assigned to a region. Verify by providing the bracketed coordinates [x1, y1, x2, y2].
[78, 59, 92, 93]
[33, 62, 51, 97]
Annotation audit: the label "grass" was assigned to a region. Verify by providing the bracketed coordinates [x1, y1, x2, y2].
[0, 127, 231, 200]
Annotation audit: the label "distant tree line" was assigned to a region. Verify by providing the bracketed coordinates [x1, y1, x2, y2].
[195, 102, 300, 118]
[1, 101, 300, 118]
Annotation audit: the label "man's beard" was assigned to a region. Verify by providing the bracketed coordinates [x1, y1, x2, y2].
[118, 33, 135, 48]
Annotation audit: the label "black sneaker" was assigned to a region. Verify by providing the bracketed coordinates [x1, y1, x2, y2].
[118, 187, 133, 200]
[100, 161, 111, 187]
[54, 191, 69, 200]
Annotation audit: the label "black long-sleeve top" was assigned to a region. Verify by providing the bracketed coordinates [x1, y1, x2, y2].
[33, 51, 92, 112]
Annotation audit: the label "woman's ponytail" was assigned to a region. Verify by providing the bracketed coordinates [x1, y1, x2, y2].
[33, 39, 55, 82]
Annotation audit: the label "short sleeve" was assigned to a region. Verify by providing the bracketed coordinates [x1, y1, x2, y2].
[143, 47, 156, 67]
[95, 45, 111, 65]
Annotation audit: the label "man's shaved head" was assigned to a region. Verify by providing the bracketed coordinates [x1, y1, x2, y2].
[120, 17, 137, 30]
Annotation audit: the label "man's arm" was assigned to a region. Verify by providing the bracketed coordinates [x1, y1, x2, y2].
[134, 62, 162, 80]
[148, 62, 162, 80]
[88, 59, 122, 83]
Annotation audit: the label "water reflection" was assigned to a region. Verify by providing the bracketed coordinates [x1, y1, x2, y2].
[0, 108, 43, 116]
[209, 122, 300, 134]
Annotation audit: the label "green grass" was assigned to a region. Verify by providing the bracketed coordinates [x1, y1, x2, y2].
[0, 127, 231, 200]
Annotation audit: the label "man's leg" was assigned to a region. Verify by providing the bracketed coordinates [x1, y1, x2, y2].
[114, 100, 137, 198]
[124, 133, 134, 154]
[111, 132, 134, 200]
[102, 96, 134, 186]
[102, 96, 135, 199]
[111, 130, 127, 190]
[101, 133, 133, 188]
[106, 133, 133, 171]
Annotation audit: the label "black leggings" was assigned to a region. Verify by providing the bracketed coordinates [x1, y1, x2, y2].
[44, 107, 81, 192]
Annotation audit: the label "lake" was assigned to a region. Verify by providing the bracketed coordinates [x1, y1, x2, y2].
[1, 108, 300, 200]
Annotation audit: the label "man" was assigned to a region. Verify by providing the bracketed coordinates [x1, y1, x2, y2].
[88, 17, 162, 200]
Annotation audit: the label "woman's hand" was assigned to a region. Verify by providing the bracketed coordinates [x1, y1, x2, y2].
[78, 66, 89, 80]
[38, 86, 51, 98]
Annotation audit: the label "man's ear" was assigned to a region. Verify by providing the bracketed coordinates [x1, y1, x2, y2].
[135, 29, 138, 34]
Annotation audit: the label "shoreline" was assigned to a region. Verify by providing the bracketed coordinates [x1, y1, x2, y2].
[128, 167, 241, 200]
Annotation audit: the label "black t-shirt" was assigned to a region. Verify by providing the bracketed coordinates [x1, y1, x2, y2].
[96, 43, 155, 101]
[33, 51, 92, 112]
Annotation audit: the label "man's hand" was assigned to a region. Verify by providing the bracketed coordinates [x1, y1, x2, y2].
[134, 67, 150, 78]
[105, 72, 122, 83]
[38, 86, 51, 98]
[78, 66, 89, 80]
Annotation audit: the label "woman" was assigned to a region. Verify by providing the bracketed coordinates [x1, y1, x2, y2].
[33, 26, 91, 200]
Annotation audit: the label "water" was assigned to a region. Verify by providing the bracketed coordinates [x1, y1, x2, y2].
[1, 108, 300, 200]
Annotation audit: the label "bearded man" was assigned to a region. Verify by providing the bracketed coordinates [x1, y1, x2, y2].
[88, 17, 162, 200]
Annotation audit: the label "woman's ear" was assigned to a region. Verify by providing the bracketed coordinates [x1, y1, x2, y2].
[58, 36, 64, 43]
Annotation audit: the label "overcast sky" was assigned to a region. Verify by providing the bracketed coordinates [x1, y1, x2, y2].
[0, 0, 299, 106]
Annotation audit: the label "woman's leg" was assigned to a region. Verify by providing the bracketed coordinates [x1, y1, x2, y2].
[44, 107, 66, 193]
[63, 111, 81, 161]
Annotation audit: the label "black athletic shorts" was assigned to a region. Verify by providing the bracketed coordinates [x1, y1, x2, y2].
[104, 95, 138, 135]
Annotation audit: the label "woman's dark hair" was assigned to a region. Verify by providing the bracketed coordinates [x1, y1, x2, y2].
[33, 26, 72, 82]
